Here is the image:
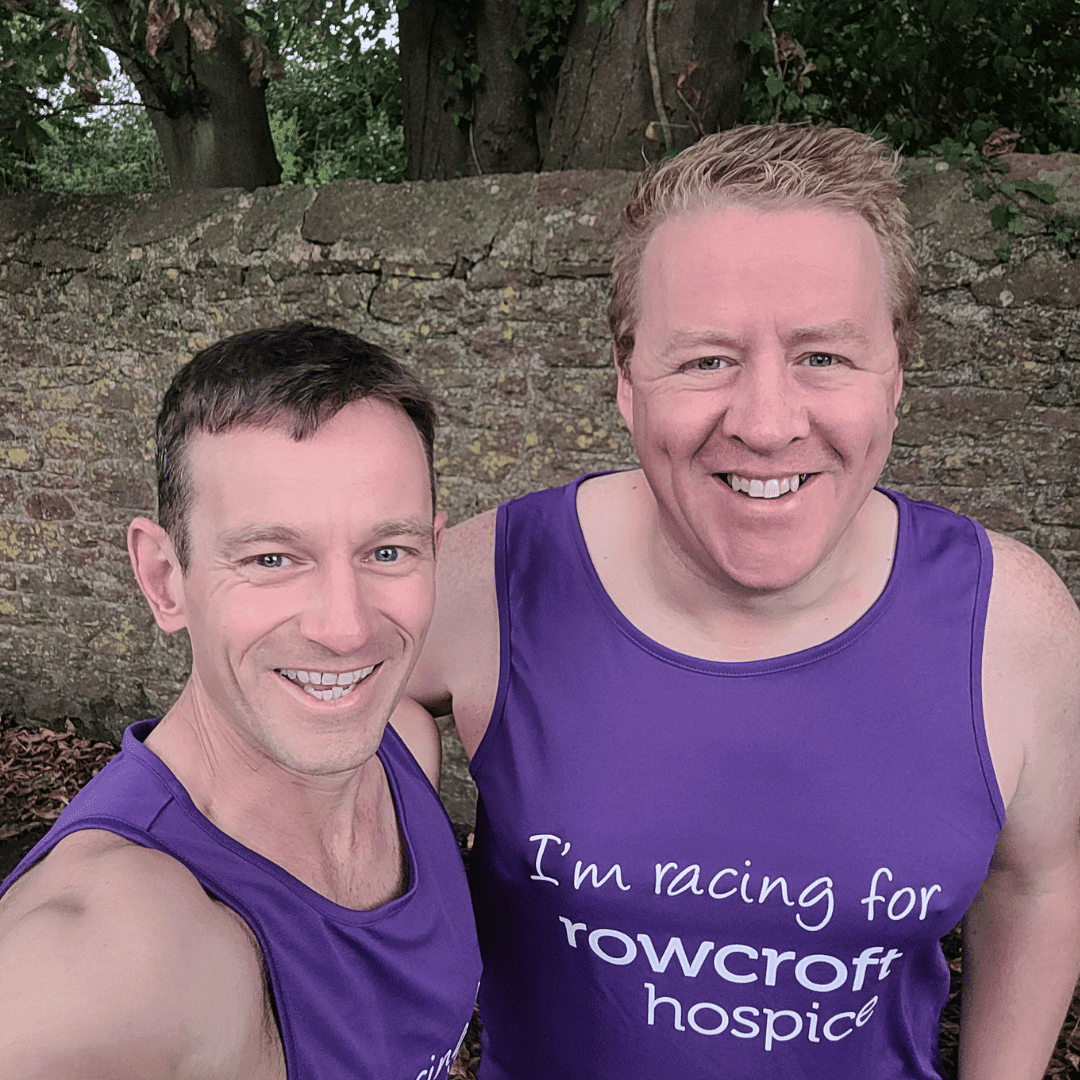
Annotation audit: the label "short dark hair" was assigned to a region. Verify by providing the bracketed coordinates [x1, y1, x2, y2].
[156, 323, 438, 571]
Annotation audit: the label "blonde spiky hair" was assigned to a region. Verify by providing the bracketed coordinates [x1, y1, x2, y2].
[609, 124, 919, 375]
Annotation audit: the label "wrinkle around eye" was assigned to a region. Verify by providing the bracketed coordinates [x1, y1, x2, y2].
[685, 356, 731, 372]
[800, 352, 844, 368]
[250, 553, 292, 569]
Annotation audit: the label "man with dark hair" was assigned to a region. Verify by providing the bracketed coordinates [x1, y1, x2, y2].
[0, 323, 481, 1079]
[409, 125, 1080, 1078]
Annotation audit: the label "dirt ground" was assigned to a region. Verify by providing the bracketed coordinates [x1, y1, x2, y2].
[2, 714, 1078, 1078]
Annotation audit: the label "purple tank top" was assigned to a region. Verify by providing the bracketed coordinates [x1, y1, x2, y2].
[2, 719, 481, 1080]
[469, 475, 1003, 1079]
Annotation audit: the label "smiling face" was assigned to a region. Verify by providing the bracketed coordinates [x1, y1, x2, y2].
[173, 399, 441, 775]
[617, 203, 904, 595]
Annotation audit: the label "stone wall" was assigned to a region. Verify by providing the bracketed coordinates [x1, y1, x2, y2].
[1, 158, 1078, 767]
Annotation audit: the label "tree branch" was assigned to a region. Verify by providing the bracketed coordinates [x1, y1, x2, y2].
[645, 0, 671, 151]
[761, 0, 783, 122]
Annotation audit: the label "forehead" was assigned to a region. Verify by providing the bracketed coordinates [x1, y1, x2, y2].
[637, 203, 891, 333]
[184, 400, 431, 536]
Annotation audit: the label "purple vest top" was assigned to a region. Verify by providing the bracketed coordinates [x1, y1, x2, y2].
[2, 719, 481, 1080]
[469, 475, 1003, 1080]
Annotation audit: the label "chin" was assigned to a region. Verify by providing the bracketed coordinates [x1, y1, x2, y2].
[710, 541, 824, 595]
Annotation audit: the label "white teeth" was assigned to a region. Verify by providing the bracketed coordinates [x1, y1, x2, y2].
[280, 664, 378, 700]
[725, 473, 806, 498]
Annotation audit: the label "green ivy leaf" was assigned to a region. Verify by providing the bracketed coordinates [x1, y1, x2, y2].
[1006, 215, 1026, 235]
[1011, 178, 1058, 204]
[989, 204, 1015, 230]
[765, 73, 785, 99]
[970, 181, 994, 201]
[994, 244, 1012, 262]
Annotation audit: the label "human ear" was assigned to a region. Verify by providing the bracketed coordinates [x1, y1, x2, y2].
[432, 511, 448, 559]
[128, 518, 187, 633]
[615, 347, 635, 436]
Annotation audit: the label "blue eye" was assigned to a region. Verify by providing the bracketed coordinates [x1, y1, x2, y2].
[803, 353, 837, 368]
[254, 554, 290, 568]
[373, 546, 402, 563]
[696, 357, 727, 370]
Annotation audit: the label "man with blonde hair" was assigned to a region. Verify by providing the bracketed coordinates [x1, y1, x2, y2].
[410, 125, 1080, 1078]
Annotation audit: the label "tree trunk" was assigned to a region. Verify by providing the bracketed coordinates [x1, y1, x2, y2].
[397, 0, 474, 181]
[472, 0, 539, 174]
[398, 0, 763, 180]
[106, 11, 280, 191]
[543, 0, 763, 170]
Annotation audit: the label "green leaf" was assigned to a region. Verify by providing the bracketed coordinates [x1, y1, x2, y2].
[1006, 214, 1026, 235]
[586, 0, 625, 23]
[994, 244, 1012, 262]
[1011, 177, 1058, 204]
[970, 180, 994, 201]
[765, 73, 785, 99]
[989, 204, 1015, 230]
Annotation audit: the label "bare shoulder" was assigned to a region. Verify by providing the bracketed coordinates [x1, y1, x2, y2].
[985, 529, 1080, 662]
[982, 531, 1080, 864]
[389, 695, 442, 787]
[0, 830, 278, 1079]
[437, 507, 498, 591]
[410, 508, 500, 755]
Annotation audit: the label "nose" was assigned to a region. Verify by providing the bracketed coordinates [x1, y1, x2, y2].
[297, 558, 376, 657]
[720, 356, 810, 454]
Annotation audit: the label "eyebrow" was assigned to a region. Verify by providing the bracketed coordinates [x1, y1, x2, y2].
[218, 519, 433, 556]
[658, 330, 747, 361]
[218, 526, 305, 556]
[784, 320, 870, 348]
[657, 320, 870, 360]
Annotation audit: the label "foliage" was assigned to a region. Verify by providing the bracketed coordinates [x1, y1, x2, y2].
[0, 6, 100, 192]
[585, 0, 626, 22]
[511, 0, 575, 96]
[0, 0, 285, 193]
[742, 0, 1080, 155]
[0, 0, 405, 192]
[263, 2, 405, 184]
[921, 135, 1080, 263]
[32, 99, 168, 193]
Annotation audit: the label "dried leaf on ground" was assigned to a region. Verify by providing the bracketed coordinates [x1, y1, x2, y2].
[0, 716, 115, 838]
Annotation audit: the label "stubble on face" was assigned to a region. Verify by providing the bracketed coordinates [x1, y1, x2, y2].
[172, 401, 440, 779]
[618, 203, 903, 602]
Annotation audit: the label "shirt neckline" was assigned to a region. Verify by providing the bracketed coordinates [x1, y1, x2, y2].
[123, 718, 421, 926]
[565, 472, 909, 676]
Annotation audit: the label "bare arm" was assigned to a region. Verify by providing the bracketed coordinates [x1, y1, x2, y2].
[960, 533, 1080, 1079]
[408, 508, 500, 758]
[0, 831, 279, 1080]
[389, 695, 443, 788]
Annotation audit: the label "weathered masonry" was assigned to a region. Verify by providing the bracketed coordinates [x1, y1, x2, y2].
[1, 159, 1078, 789]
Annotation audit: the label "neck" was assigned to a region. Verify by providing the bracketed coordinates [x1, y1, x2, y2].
[651, 492, 895, 660]
[581, 472, 897, 663]
[145, 689, 403, 909]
